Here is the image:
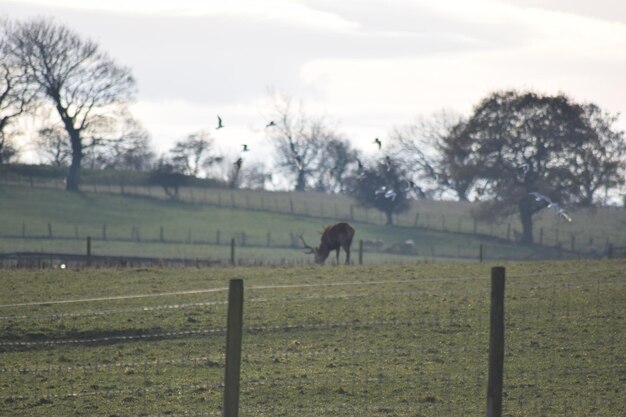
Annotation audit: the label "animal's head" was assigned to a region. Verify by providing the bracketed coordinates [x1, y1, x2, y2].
[299, 234, 327, 264]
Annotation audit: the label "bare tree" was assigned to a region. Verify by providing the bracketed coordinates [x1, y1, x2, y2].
[81, 108, 155, 171]
[169, 130, 222, 177]
[266, 93, 347, 192]
[0, 20, 36, 163]
[36, 125, 72, 166]
[388, 110, 472, 200]
[5, 17, 136, 190]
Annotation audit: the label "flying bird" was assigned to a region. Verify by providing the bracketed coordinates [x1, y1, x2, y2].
[375, 186, 397, 201]
[266, 121, 276, 128]
[373, 138, 382, 150]
[529, 192, 572, 222]
[216, 115, 224, 129]
[241, 144, 250, 152]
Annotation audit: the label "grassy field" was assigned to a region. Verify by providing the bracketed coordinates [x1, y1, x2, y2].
[0, 260, 624, 416]
[1, 184, 622, 264]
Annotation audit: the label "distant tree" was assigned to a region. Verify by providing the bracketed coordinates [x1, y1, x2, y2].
[314, 138, 361, 194]
[5, 17, 136, 191]
[456, 90, 598, 244]
[36, 125, 72, 166]
[348, 156, 411, 225]
[0, 20, 36, 164]
[82, 109, 155, 171]
[566, 104, 626, 205]
[266, 93, 343, 192]
[148, 157, 190, 200]
[169, 130, 222, 177]
[389, 111, 473, 200]
[239, 161, 273, 190]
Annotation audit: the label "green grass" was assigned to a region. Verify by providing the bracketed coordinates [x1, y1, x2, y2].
[1, 184, 617, 264]
[0, 260, 624, 416]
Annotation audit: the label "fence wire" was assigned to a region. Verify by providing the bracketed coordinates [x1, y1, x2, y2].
[0, 267, 624, 417]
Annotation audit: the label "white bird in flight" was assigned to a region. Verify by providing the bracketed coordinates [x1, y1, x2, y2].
[529, 192, 572, 222]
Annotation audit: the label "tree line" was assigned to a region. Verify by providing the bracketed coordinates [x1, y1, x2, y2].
[1, 16, 625, 244]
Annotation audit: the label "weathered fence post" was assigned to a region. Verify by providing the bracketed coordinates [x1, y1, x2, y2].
[86, 236, 92, 267]
[486, 266, 505, 417]
[358, 240, 363, 265]
[479, 244, 484, 263]
[230, 238, 236, 265]
[223, 278, 244, 417]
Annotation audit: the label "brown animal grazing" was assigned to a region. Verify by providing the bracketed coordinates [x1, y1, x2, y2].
[300, 222, 355, 264]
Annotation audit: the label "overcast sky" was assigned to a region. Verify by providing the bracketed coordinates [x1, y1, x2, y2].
[3, 0, 626, 169]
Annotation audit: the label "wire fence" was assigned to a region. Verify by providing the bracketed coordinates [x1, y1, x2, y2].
[0, 266, 624, 416]
[3, 178, 625, 255]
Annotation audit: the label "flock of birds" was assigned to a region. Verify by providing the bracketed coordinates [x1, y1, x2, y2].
[215, 115, 573, 223]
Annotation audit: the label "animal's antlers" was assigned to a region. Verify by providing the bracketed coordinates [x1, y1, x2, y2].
[298, 234, 315, 254]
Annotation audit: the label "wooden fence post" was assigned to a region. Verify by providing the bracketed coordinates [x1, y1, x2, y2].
[86, 236, 92, 267]
[358, 240, 363, 265]
[486, 266, 505, 417]
[223, 279, 244, 417]
[230, 238, 236, 265]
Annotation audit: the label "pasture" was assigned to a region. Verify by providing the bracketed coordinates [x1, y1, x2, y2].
[1, 184, 624, 265]
[1, 260, 624, 416]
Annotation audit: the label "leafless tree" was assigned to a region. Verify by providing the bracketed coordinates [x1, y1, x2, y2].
[36, 125, 72, 166]
[0, 19, 36, 163]
[266, 93, 349, 192]
[5, 17, 136, 190]
[388, 110, 470, 200]
[169, 130, 222, 177]
[81, 108, 155, 171]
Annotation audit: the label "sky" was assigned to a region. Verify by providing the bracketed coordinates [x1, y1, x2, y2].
[2, 0, 626, 176]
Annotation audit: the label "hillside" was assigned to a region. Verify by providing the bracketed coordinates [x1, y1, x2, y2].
[0, 183, 623, 264]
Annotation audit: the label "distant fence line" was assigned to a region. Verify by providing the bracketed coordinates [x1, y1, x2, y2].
[1, 220, 619, 261]
[2, 178, 624, 253]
